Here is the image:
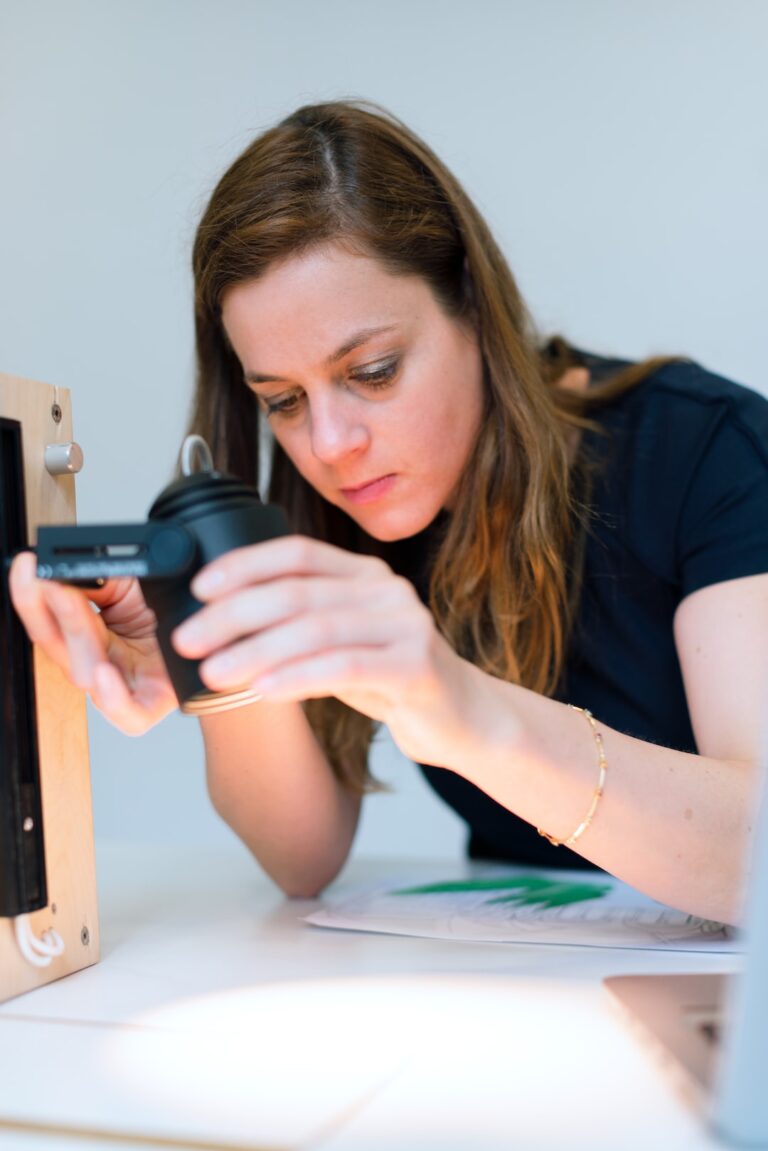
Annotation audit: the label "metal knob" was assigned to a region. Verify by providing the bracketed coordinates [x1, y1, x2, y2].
[44, 442, 84, 476]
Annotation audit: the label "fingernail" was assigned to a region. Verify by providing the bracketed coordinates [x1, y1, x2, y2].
[173, 620, 202, 650]
[203, 652, 236, 678]
[191, 568, 225, 598]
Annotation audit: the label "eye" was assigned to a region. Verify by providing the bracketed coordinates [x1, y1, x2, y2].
[261, 391, 304, 419]
[349, 356, 400, 390]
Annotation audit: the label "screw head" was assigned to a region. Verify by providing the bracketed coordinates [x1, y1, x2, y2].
[22, 816, 34, 832]
[51, 403, 63, 423]
[81, 926, 90, 947]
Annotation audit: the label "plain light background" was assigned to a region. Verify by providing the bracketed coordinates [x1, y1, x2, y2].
[1, 0, 766, 861]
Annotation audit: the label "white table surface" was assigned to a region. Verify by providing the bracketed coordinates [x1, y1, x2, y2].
[0, 842, 737, 1151]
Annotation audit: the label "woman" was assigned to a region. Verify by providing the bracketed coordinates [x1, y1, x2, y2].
[11, 101, 768, 921]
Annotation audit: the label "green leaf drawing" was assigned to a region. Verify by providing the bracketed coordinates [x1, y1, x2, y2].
[391, 874, 611, 910]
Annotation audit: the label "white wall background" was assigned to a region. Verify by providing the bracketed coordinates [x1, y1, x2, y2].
[1, 0, 766, 860]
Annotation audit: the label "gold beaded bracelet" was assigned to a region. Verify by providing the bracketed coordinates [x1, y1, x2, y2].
[537, 705, 607, 849]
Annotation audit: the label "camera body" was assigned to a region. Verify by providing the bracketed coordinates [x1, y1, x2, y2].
[36, 467, 289, 714]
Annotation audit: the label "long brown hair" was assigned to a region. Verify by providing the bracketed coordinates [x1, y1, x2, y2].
[189, 100, 666, 791]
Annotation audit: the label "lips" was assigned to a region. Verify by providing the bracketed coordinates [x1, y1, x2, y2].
[340, 473, 396, 505]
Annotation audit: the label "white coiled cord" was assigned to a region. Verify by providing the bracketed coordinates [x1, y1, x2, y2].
[14, 914, 65, 968]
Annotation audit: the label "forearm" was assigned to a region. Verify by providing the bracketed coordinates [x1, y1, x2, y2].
[201, 699, 361, 898]
[446, 664, 757, 925]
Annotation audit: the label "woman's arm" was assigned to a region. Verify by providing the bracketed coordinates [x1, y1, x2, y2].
[403, 572, 768, 925]
[399, 572, 767, 925]
[443, 646, 760, 928]
[200, 700, 361, 898]
[178, 539, 768, 925]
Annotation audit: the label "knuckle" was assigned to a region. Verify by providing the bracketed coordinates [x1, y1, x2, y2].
[376, 574, 417, 613]
[287, 534, 313, 568]
[392, 574, 417, 603]
[365, 555, 391, 580]
[337, 651, 362, 679]
[307, 615, 333, 649]
[284, 578, 311, 614]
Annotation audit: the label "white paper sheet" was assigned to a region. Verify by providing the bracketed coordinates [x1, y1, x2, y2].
[305, 866, 742, 952]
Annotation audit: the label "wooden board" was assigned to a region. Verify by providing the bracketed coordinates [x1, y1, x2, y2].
[0, 371, 99, 1003]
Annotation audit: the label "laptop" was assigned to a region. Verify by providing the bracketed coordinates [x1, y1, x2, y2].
[605, 769, 768, 1146]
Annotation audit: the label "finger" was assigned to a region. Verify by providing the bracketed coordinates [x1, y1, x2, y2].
[199, 605, 402, 689]
[11, 554, 168, 732]
[246, 646, 401, 704]
[14, 549, 145, 625]
[90, 662, 175, 736]
[43, 581, 109, 689]
[81, 575, 140, 613]
[173, 573, 406, 658]
[9, 552, 77, 670]
[190, 535, 390, 601]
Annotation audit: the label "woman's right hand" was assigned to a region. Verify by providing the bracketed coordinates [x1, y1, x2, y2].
[9, 551, 178, 734]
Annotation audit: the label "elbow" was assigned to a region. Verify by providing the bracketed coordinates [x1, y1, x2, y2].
[232, 844, 337, 901]
[274, 857, 345, 900]
[270, 849, 351, 900]
[282, 880, 327, 900]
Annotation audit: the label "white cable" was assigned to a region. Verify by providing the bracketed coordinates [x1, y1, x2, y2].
[27, 927, 63, 956]
[180, 434, 214, 476]
[13, 914, 65, 968]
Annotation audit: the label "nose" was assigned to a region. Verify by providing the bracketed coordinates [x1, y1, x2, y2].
[309, 396, 370, 465]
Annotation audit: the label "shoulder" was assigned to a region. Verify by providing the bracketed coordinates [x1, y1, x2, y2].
[585, 357, 768, 594]
[590, 357, 768, 485]
[593, 357, 768, 449]
[634, 359, 768, 452]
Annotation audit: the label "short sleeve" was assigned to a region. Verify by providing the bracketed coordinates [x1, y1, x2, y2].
[676, 393, 768, 598]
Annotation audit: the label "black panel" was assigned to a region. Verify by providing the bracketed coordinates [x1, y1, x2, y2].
[0, 418, 47, 917]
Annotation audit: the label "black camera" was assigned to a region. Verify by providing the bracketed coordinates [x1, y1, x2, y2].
[35, 438, 289, 714]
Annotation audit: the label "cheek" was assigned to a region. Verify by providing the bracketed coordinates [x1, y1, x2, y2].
[436, 409, 480, 474]
[397, 400, 479, 496]
[429, 357, 484, 454]
[269, 425, 313, 479]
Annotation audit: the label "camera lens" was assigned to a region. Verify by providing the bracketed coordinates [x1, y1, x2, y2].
[140, 441, 289, 715]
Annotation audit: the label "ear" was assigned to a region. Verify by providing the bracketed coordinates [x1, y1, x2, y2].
[558, 366, 590, 395]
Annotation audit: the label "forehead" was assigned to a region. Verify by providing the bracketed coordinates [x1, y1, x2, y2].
[220, 244, 431, 366]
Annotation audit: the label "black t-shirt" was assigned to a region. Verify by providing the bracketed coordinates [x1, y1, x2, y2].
[381, 357, 768, 869]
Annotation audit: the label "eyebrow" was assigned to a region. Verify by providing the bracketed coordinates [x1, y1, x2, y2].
[244, 324, 399, 386]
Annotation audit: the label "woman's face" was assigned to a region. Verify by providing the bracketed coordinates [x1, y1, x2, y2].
[221, 243, 485, 542]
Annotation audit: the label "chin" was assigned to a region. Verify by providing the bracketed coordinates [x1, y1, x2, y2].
[350, 506, 441, 543]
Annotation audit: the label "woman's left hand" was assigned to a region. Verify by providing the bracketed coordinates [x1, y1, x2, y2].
[171, 535, 488, 767]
